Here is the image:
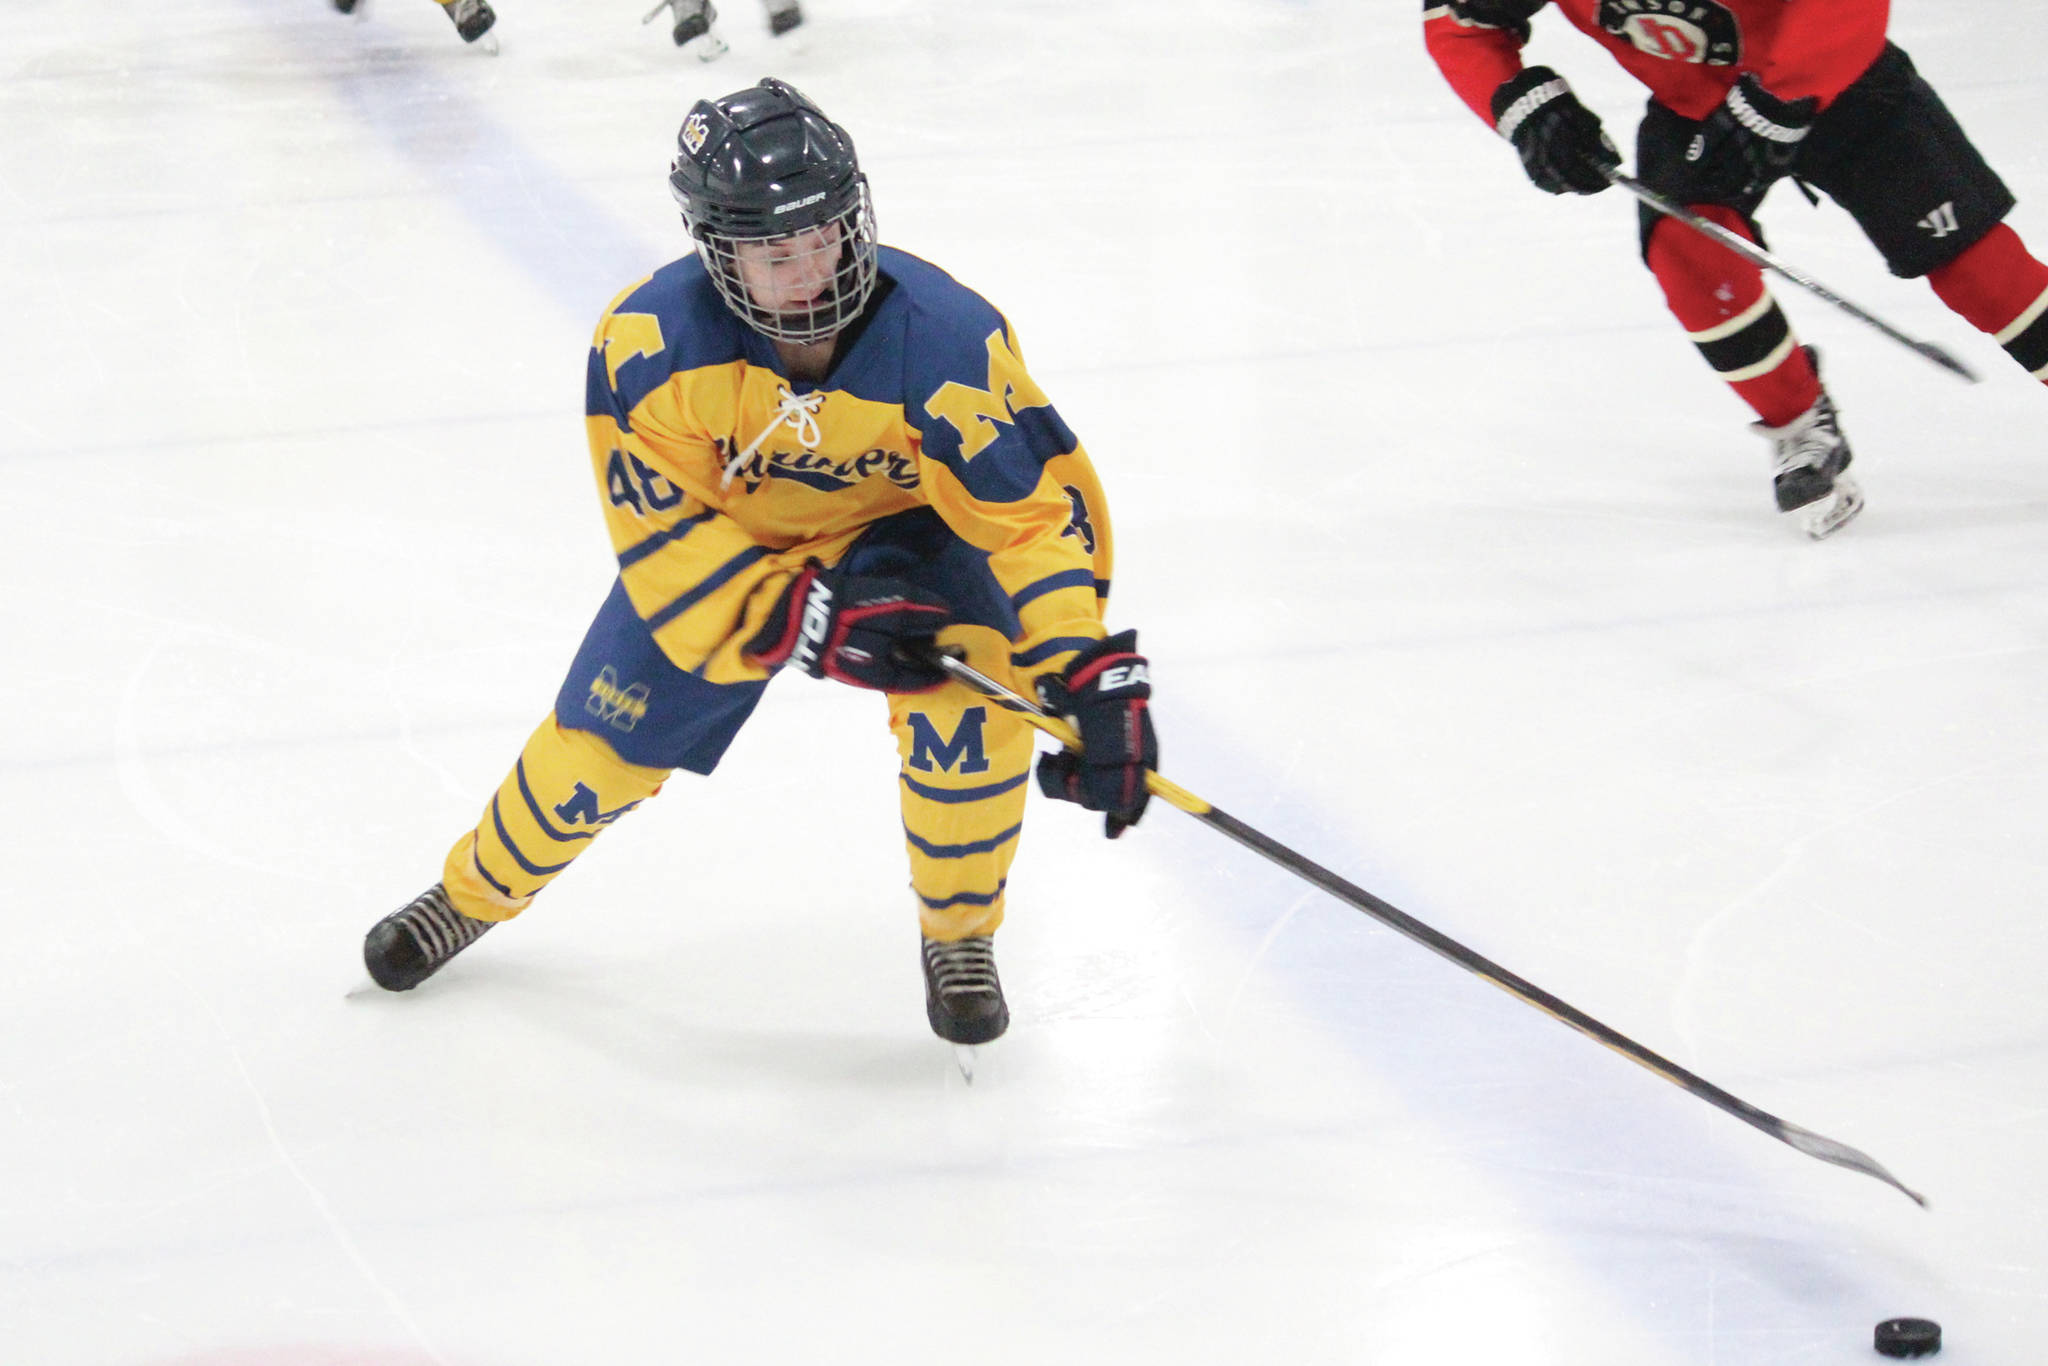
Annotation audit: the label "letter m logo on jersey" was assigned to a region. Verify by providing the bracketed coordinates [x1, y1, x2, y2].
[907, 706, 991, 775]
[924, 328, 1052, 463]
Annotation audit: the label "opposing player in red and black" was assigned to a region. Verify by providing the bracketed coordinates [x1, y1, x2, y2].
[1425, 0, 2048, 538]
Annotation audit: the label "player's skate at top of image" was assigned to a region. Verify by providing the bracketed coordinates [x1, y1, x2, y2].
[643, 0, 805, 61]
[331, 0, 499, 50]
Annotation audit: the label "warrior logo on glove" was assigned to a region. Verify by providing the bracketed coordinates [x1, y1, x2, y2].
[1492, 66, 1621, 196]
[1684, 71, 1817, 201]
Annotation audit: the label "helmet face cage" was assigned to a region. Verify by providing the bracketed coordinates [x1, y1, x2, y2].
[667, 80, 880, 345]
[689, 181, 877, 345]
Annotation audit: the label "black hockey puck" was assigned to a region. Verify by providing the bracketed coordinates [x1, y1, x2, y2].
[1874, 1318, 1941, 1358]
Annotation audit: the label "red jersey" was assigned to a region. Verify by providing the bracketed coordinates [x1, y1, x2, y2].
[1424, 0, 1889, 125]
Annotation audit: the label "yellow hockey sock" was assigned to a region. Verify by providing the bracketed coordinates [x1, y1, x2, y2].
[891, 637, 1034, 941]
[442, 718, 669, 921]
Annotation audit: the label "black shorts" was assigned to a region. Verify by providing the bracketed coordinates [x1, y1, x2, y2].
[1635, 43, 2014, 278]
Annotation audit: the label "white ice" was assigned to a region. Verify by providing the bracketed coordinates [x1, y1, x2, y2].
[3, 1, 2045, 1362]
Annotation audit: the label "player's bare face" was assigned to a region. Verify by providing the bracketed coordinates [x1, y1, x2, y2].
[733, 223, 843, 316]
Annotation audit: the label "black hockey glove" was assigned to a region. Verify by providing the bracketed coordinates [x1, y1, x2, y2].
[743, 560, 953, 693]
[1491, 67, 1620, 196]
[1442, 0, 1546, 42]
[1684, 73, 1817, 202]
[1034, 631, 1157, 839]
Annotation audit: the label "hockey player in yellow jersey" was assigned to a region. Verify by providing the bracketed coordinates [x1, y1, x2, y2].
[364, 79, 1159, 1048]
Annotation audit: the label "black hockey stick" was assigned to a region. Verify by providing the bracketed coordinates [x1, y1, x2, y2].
[1605, 167, 1978, 384]
[928, 647, 1927, 1207]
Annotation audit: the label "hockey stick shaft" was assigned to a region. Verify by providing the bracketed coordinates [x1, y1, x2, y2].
[1605, 168, 1978, 384]
[934, 650, 1926, 1207]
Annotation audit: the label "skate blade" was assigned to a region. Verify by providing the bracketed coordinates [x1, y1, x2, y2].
[692, 34, 729, 61]
[952, 1044, 978, 1084]
[1800, 475, 1864, 540]
[471, 32, 500, 55]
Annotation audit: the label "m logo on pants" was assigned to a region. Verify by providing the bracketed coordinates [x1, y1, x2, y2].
[907, 706, 991, 774]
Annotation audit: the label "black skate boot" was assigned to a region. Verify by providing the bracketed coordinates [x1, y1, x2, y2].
[441, 0, 497, 44]
[333, 0, 362, 13]
[921, 934, 1009, 1045]
[765, 0, 803, 35]
[1753, 347, 1862, 539]
[642, 0, 727, 57]
[365, 883, 494, 991]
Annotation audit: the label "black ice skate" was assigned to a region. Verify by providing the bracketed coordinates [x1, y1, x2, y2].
[1753, 348, 1862, 539]
[365, 883, 494, 991]
[921, 934, 1009, 1046]
[642, 0, 728, 58]
[765, 0, 803, 35]
[441, 0, 497, 44]
[333, 0, 362, 13]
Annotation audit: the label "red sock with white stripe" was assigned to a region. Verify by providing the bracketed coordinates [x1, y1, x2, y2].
[1646, 212, 1820, 426]
[1926, 222, 2048, 386]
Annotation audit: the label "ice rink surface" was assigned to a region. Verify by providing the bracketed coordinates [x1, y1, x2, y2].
[4, 1, 2045, 1361]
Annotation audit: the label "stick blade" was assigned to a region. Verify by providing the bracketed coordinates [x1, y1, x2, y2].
[1914, 341, 1980, 383]
[1776, 1120, 1928, 1207]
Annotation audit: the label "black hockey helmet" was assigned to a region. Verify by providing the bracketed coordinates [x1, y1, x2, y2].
[668, 79, 878, 344]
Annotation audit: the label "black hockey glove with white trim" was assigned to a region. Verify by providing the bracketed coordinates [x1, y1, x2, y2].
[1491, 66, 1619, 196]
[743, 560, 953, 693]
[1683, 73, 1817, 202]
[1034, 630, 1157, 839]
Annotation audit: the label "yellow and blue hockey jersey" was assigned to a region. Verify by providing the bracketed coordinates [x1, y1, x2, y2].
[584, 245, 1114, 688]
